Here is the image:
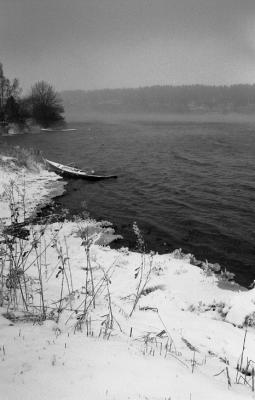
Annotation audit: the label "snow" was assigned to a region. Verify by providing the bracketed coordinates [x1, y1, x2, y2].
[0, 317, 250, 400]
[1, 156, 255, 399]
[0, 159, 65, 223]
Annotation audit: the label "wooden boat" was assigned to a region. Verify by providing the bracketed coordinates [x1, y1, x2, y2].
[45, 159, 117, 180]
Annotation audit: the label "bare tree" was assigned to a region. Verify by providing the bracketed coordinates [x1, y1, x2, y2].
[0, 63, 22, 122]
[30, 81, 65, 127]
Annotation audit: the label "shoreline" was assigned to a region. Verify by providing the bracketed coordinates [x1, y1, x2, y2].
[1, 150, 255, 399]
[38, 168, 245, 289]
[2, 121, 254, 289]
[0, 152, 248, 297]
[0, 156, 66, 224]
[0, 148, 248, 291]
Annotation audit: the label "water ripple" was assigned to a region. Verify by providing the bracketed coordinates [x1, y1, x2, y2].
[2, 119, 255, 287]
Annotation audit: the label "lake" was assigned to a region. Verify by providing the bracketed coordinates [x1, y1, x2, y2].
[2, 116, 255, 287]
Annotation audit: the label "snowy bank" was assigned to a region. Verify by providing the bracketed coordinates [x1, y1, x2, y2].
[0, 152, 65, 223]
[1, 153, 255, 400]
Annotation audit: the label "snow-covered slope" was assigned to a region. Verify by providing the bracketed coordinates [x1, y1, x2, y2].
[0, 154, 65, 223]
[1, 155, 255, 400]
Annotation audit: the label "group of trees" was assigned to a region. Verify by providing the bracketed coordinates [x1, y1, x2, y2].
[0, 63, 64, 128]
[62, 84, 255, 114]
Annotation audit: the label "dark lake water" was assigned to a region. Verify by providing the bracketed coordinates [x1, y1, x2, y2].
[2, 117, 255, 287]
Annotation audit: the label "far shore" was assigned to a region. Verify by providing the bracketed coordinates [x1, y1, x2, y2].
[63, 111, 255, 125]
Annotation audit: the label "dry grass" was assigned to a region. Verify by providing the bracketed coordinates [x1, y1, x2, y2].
[0, 144, 43, 172]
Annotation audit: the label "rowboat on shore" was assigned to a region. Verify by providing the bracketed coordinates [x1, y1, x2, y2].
[45, 159, 118, 180]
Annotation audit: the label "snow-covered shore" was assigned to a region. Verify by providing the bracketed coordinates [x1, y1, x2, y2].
[0, 154, 66, 223]
[1, 155, 255, 400]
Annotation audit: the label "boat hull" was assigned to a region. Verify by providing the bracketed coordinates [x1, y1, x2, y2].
[45, 159, 117, 180]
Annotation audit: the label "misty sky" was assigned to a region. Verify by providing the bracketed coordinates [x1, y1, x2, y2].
[1, 0, 255, 92]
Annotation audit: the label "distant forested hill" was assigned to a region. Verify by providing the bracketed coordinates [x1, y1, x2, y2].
[61, 85, 255, 118]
